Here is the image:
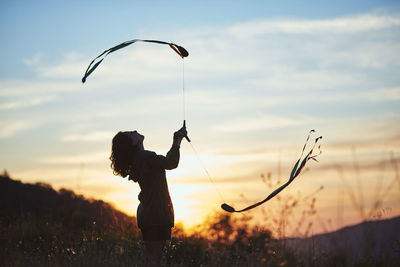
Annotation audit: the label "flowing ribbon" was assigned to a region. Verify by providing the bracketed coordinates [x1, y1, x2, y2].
[82, 39, 188, 83]
[222, 130, 322, 213]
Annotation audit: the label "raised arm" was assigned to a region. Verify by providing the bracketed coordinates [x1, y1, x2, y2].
[148, 126, 187, 170]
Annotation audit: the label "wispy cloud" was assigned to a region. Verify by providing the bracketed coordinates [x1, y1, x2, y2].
[0, 95, 56, 110]
[229, 13, 400, 36]
[248, 70, 364, 91]
[23, 53, 44, 66]
[0, 79, 85, 98]
[38, 151, 108, 164]
[364, 87, 400, 101]
[62, 131, 115, 142]
[211, 114, 314, 133]
[0, 121, 35, 138]
[24, 52, 86, 79]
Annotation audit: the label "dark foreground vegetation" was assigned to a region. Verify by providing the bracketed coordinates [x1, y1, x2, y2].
[1, 174, 399, 266]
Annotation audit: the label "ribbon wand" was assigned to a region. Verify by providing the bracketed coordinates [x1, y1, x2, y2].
[183, 120, 191, 143]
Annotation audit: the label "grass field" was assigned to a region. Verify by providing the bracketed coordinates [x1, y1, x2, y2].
[1, 173, 399, 266]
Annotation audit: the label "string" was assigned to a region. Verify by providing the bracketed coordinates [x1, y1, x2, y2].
[181, 58, 225, 203]
[182, 59, 186, 121]
[189, 142, 226, 203]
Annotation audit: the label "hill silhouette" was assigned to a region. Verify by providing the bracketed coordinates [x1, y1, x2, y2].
[0, 174, 143, 266]
[286, 216, 400, 261]
[0, 174, 137, 230]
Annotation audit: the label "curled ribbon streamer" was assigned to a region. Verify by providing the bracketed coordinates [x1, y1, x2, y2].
[222, 130, 322, 213]
[82, 39, 188, 83]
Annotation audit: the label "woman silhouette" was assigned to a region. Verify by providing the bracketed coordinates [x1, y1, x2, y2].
[110, 126, 187, 266]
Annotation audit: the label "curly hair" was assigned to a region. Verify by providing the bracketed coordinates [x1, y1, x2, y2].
[110, 132, 137, 177]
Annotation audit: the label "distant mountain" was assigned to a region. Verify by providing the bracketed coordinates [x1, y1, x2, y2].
[0, 175, 137, 229]
[286, 216, 400, 260]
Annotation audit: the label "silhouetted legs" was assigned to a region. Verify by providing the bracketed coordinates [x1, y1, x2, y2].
[144, 240, 165, 267]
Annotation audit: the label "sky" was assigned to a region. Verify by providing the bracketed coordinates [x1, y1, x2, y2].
[1, 0, 399, 236]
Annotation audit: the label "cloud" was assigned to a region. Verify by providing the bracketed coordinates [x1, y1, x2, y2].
[23, 53, 44, 66]
[0, 121, 35, 138]
[23, 52, 86, 80]
[0, 79, 84, 97]
[211, 114, 313, 133]
[0, 95, 56, 110]
[364, 87, 400, 101]
[24, 47, 183, 83]
[62, 131, 115, 142]
[325, 132, 400, 153]
[248, 70, 363, 91]
[229, 13, 400, 37]
[13, 167, 112, 187]
[38, 151, 109, 164]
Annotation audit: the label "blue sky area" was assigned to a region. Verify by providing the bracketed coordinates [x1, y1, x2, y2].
[1, 0, 399, 78]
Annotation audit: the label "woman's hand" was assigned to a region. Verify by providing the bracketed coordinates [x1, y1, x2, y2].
[173, 126, 188, 147]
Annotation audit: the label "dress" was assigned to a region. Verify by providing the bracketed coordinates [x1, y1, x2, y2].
[130, 145, 180, 234]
